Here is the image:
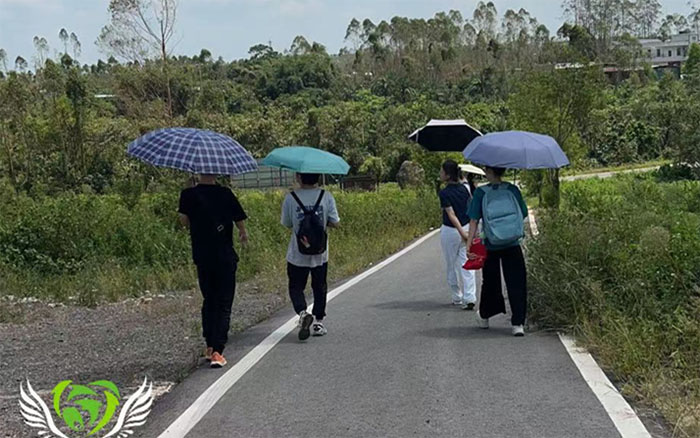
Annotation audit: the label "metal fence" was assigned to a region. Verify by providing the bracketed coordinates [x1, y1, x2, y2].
[231, 164, 351, 190]
[230, 165, 296, 189]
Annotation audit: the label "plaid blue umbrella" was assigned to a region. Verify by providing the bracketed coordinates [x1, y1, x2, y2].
[128, 128, 258, 176]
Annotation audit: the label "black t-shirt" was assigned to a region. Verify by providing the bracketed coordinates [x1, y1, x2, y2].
[439, 183, 471, 228]
[178, 185, 247, 265]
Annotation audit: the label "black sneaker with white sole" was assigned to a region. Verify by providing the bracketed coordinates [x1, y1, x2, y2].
[312, 322, 327, 336]
[298, 311, 314, 341]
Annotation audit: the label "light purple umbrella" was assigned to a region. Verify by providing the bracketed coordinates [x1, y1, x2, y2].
[463, 131, 570, 169]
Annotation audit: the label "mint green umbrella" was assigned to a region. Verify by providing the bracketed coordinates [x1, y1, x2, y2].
[261, 146, 350, 175]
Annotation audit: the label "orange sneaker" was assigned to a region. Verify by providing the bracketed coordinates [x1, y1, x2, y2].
[204, 347, 213, 361]
[210, 352, 227, 368]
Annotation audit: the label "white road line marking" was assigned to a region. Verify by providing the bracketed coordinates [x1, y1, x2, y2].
[534, 213, 649, 436]
[559, 335, 652, 438]
[157, 229, 440, 438]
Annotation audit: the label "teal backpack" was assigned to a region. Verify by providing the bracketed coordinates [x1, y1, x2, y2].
[481, 183, 524, 247]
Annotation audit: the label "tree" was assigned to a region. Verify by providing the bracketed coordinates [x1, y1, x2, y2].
[290, 36, 312, 55]
[510, 67, 605, 207]
[97, 0, 178, 117]
[638, 0, 661, 38]
[248, 43, 277, 60]
[33, 36, 50, 69]
[197, 49, 212, 63]
[562, 0, 655, 55]
[14, 56, 28, 72]
[359, 156, 387, 183]
[70, 32, 81, 59]
[689, 5, 700, 35]
[59, 28, 69, 54]
[344, 19, 362, 51]
[685, 43, 700, 76]
[658, 14, 689, 40]
[558, 23, 596, 59]
[0, 48, 8, 72]
[472, 1, 499, 41]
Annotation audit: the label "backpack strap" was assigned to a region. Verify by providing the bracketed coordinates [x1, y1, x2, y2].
[312, 190, 325, 213]
[290, 190, 325, 214]
[290, 191, 310, 214]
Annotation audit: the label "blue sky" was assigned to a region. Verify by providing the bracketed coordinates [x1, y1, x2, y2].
[0, 0, 695, 66]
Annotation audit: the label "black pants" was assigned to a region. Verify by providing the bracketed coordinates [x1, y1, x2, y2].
[287, 262, 328, 320]
[480, 245, 527, 326]
[197, 260, 237, 354]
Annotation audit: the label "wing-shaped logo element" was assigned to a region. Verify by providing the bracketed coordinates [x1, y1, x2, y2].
[19, 380, 70, 438]
[103, 377, 153, 438]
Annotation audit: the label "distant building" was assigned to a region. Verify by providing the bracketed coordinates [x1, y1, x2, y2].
[640, 31, 699, 67]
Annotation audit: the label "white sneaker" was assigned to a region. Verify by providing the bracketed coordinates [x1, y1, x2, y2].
[452, 299, 463, 306]
[476, 311, 489, 329]
[512, 325, 525, 337]
[312, 321, 327, 336]
[298, 311, 314, 341]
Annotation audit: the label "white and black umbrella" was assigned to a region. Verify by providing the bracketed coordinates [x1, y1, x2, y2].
[408, 119, 483, 152]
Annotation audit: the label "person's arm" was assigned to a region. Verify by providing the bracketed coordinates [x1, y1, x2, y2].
[466, 219, 479, 259]
[465, 188, 483, 257]
[326, 193, 340, 229]
[179, 214, 190, 228]
[281, 195, 293, 229]
[235, 220, 248, 246]
[178, 190, 190, 228]
[445, 207, 469, 239]
[229, 191, 249, 245]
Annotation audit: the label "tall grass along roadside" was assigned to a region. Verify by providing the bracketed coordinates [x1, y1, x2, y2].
[529, 175, 700, 436]
[0, 185, 438, 307]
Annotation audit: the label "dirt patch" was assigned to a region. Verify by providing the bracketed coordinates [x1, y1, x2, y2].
[0, 282, 286, 438]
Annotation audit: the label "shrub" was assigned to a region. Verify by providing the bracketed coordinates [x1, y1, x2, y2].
[529, 176, 700, 435]
[0, 185, 439, 302]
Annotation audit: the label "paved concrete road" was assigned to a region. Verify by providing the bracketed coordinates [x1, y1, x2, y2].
[141, 234, 621, 438]
[562, 166, 660, 182]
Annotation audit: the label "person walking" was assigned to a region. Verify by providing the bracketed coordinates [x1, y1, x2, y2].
[438, 160, 477, 310]
[282, 173, 340, 341]
[465, 166, 529, 336]
[179, 174, 249, 368]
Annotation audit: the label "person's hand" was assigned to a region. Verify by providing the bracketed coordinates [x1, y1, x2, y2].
[239, 230, 249, 247]
[467, 252, 478, 260]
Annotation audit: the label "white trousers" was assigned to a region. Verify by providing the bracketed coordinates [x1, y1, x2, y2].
[440, 225, 477, 304]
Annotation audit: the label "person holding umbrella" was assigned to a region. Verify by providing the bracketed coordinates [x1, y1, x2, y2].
[463, 131, 570, 336]
[465, 166, 528, 336]
[459, 163, 485, 197]
[128, 128, 258, 367]
[178, 175, 249, 367]
[438, 160, 477, 309]
[262, 146, 349, 341]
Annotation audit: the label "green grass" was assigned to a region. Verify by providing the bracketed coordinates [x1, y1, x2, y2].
[0, 184, 439, 305]
[529, 175, 700, 436]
